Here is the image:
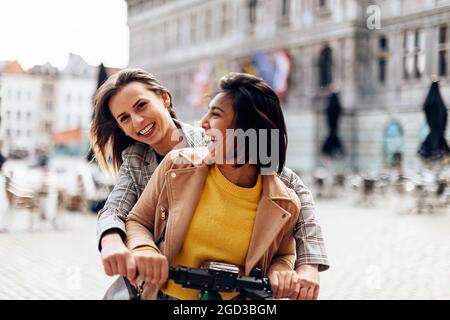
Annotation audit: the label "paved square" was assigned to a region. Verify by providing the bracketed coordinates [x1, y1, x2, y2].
[0, 193, 449, 299]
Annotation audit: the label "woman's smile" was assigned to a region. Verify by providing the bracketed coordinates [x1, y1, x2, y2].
[137, 122, 156, 138]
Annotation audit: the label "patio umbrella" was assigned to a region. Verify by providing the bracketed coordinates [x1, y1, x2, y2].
[97, 63, 108, 88]
[86, 63, 109, 161]
[418, 81, 449, 160]
[321, 92, 345, 158]
[0, 152, 6, 170]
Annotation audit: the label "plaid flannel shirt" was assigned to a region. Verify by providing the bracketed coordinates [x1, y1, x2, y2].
[97, 120, 329, 271]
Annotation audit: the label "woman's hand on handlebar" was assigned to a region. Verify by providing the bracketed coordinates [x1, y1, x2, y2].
[132, 249, 169, 286]
[268, 269, 300, 300]
[100, 231, 137, 281]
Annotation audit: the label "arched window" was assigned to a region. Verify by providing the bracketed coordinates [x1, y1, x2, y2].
[248, 0, 258, 25]
[383, 120, 404, 167]
[318, 46, 333, 88]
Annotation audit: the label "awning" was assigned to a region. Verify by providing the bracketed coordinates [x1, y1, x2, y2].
[52, 129, 82, 145]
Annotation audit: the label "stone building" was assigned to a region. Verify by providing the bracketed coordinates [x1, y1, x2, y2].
[29, 63, 59, 149]
[125, 0, 450, 173]
[0, 61, 42, 156]
[0, 54, 100, 158]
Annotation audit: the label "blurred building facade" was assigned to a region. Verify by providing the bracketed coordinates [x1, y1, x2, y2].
[0, 61, 42, 157]
[54, 53, 97, 133]
[0, 54, 100, 158]
[29, 63, 59, 148]
[126, 0, 450, 173]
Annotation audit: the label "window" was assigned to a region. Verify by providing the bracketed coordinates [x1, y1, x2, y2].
[278, 0, 291, 26]
[403, 31, 414, 79]
[17, 111, 21, 120]
[281, 0, 290, 17]
[379, 36, 388, 51]
[316, 0, 330, 15]
[403, 30, 425, 79]
[378, 36, 389, 84]
[319, 46, 333, 88]
[379, 60, 387, 84]
[164, 21, 174, 51]
[158, 25, 165, 53]
[220, 2, 231, 36]
[383, 121, 404, 167]
[204, 8, 212, 41]
[147, 28, 155, 55]
[190, 13, 197, 45]
[46, 101, 52, 112]
[44, 121, 52, 133]
[248, 0, 257, 26]
[176, 17, 184, 47]
[414, 30, 426, 78]
[438, 26, 448, 77]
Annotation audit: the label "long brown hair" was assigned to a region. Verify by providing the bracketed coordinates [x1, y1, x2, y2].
[216, 72, 288, 174]
[90, 68, 177, 173]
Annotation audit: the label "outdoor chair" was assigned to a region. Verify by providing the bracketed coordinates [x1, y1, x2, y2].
[3, 173, 60, 231]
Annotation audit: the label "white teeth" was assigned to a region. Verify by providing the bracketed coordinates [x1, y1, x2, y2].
[139, 123, 155, 135]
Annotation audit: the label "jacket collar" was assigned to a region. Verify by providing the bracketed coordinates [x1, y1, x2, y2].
[245, 174, 295, 274]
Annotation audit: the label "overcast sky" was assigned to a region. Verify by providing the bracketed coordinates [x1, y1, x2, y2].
[0, 0, 129, 69]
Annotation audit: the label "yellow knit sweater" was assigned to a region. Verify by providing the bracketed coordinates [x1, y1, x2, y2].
[162, 165, 262, 300]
